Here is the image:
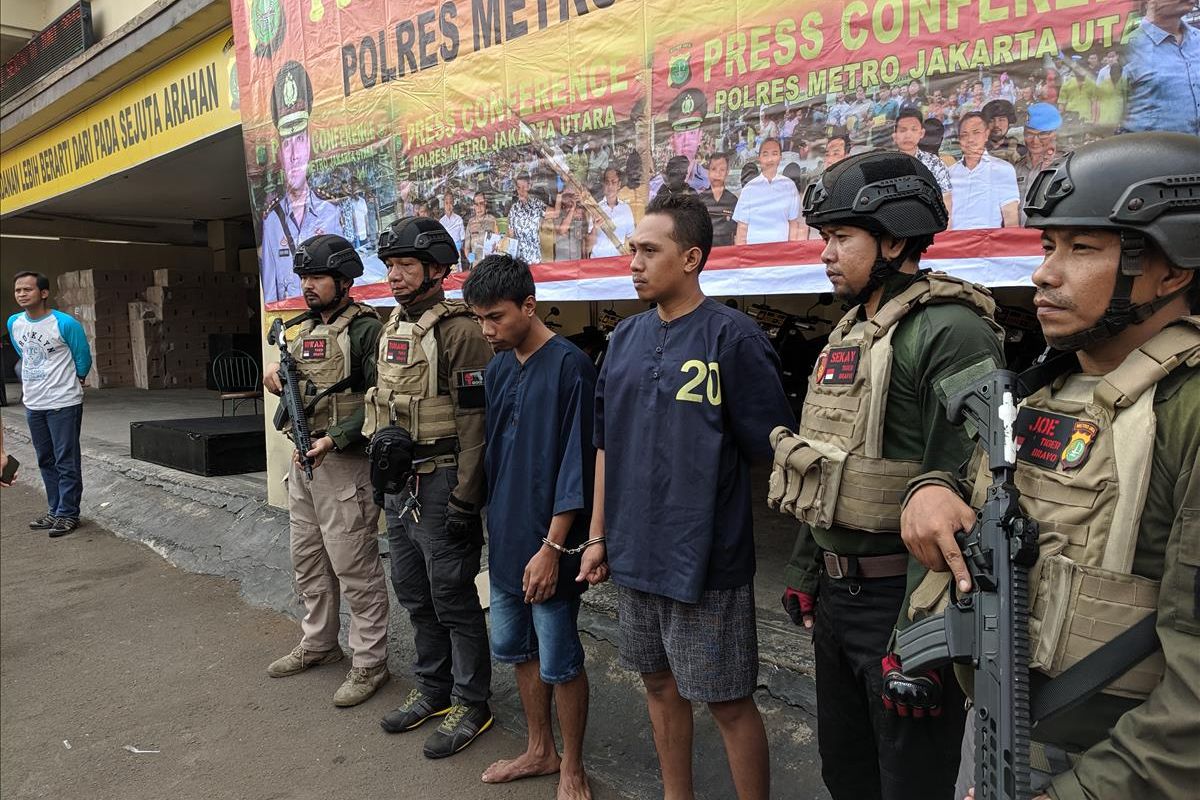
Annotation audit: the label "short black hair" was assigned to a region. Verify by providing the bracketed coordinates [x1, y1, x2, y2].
[461, 254, 536, 307]
[14, 271, 50, 291]
[958, 111, 986, 135]
[895, 107, 923, 129]
[759, 137, 782, 153]
[644, 192, 713, 272]
[708, 151, 730, 167]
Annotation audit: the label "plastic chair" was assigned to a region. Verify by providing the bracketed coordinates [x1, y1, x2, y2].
[212, 350, 262, 416]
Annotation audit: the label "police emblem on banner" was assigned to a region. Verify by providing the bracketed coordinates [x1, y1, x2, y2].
[249, 0, 285, 58]
[1060, 421, 1099, 470]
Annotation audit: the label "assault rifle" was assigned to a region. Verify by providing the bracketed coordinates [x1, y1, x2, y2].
[895, 370, 1040, 799]
[268, 317, 315, 480]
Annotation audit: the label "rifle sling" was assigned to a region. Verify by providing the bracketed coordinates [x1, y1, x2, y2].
[302, 375, 356, 419]
[274, 375, 356, 429]
[1031, 612, 1159, 725]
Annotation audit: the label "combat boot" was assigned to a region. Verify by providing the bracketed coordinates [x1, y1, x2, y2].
[333, 664, 389, 707]
[266, 644, 344, 677]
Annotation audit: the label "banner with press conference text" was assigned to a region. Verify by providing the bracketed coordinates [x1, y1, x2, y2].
[228, 0, 1198, 308]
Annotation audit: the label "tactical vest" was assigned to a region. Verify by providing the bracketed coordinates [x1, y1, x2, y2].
[287, 302, 379, 434]
[991, 316, 1198, 700]
[363, 300, 469, 444]
[768, 273, 1001, 533]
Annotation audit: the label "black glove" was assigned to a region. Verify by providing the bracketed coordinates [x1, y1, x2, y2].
[445, 496, 482, 540]
[881, 653, 944, 718]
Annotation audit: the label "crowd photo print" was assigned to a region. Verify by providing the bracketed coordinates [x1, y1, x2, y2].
[237, 0, 1200, 307]
[229, 0, 1200, 799]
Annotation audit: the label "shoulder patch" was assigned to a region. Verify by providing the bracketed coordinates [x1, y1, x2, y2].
[454, 367, 486, 408]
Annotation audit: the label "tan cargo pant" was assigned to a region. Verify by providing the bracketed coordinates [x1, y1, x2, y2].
[288, 450, 389, 667]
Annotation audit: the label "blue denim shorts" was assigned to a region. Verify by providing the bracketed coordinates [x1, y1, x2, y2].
[488, 582, 585, 685]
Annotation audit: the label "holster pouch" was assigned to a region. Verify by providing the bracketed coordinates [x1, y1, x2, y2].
[367, 425, 415, 504]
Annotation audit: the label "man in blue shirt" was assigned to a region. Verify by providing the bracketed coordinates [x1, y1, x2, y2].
[581, 193, 795, 800]
[1120, 0, 1200, 135]
[8, 271, 92, 537]
[464, 254, 600, 800]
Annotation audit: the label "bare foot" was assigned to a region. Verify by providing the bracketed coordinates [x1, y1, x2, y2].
[557, 769, 593, 800]
[481, 751, 561, 784]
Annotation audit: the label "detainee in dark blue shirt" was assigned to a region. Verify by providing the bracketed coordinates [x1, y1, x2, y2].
[581, 193, 795, 800]
[463, 254, 600, 799]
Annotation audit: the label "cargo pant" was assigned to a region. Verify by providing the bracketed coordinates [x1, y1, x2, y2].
[288, 450, 390, 667]
[814, 570, 966, 800]
[384, 463, 491, 706]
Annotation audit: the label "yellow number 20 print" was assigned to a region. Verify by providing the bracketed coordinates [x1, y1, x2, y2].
[675, 360, 722, 405]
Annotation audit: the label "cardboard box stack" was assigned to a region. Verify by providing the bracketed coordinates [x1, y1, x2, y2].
[129, 269, 259, 389]
[57, 270, 150, 388]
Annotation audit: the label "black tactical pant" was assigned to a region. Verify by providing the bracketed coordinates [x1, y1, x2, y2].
[814, 570, 966, 800]
[384, 465, 491, 706]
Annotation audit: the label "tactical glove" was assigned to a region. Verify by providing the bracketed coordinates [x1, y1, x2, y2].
[781, 587, 817, 627]
[881, 652, 943, 718]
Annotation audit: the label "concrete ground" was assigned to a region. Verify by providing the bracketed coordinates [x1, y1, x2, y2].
[1, 383, 828, 799]
[0, 483, 598, 800]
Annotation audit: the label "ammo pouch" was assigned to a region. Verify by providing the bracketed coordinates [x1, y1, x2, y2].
[1029, 550, 1163, 700]
[767, 427, 847, 529]
[768, 427, 918, 532]
[367, 425, 415, 505]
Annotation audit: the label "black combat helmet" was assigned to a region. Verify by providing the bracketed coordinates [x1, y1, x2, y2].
[803, 151, 948, 304]
[292, 234, 364, 279]
[803, 150, 948, 239]
[377, 216, 459, 267]
[1023, 131, 1200, 350]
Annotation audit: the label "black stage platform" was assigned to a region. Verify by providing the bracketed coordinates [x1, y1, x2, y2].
[130, 415, 267, 477]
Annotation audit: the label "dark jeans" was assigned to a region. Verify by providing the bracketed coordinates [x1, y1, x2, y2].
[814, 570, 965, 800]
[384, 466, 490, 705]
[26, 404, 84, 519]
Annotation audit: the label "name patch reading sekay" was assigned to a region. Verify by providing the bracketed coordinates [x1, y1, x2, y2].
[816, 347, 860, 385]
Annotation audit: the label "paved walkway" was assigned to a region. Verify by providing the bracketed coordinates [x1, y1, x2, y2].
[0, 484, 606, 800]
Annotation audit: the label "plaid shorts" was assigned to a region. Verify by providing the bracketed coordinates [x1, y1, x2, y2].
[615, 582, 759, 703]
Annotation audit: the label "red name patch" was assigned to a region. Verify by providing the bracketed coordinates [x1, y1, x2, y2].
[817, 347, 860, 385]
[301, 339, 327, 359]
[386, 339, 411, 364]
[1014, 407, 1079, 470]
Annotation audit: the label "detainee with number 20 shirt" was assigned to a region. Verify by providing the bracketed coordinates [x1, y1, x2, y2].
[578, 193, 795, 800]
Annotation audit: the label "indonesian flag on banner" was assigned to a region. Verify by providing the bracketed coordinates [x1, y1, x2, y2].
[267, 229, 1043, 310]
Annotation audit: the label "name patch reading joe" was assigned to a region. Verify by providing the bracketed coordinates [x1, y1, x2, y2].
[1013, 407, 1090, 470]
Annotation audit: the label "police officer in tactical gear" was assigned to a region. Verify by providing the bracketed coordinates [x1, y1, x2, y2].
[262, 234, 391, 707]
[903, 131, 1199, 800]
[367, 216, 496, 758]
[768, 151, 1005, 799]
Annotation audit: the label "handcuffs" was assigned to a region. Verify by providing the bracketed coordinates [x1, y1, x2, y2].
[540, 536, 606, 556]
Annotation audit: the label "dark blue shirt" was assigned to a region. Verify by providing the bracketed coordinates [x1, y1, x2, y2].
[484, 335, 596, 599]
[595, 298, 796, 603]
